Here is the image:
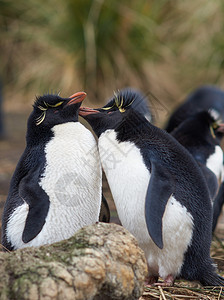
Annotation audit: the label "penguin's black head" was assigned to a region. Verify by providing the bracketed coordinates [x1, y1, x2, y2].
[207, 109, 224, 141]
[79, 89, 149, 137]
[172, 109, 224, 143]
[192, 109, 224, 141]
[27, 92, 86, 143]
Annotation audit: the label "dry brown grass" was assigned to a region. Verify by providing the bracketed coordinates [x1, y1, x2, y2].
[141, 284, 223, 300]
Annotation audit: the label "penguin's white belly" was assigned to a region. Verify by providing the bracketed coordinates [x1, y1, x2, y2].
[7, 122, 102, 249]
[206, 145, 224, 182]
[99, 130, 193, 278]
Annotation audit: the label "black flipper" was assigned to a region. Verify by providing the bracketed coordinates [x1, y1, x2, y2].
[19, 167, 50, 243]
[145, 160, 174, 249]
[99, 193, 110, 223]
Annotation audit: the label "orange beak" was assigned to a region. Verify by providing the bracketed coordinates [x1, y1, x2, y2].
[66, 91, 87, 106]
[79, 107, 100, 116]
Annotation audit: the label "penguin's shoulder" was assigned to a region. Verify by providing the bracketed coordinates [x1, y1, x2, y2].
[115, 109, 209, 193]
[7, 143, 46, 195]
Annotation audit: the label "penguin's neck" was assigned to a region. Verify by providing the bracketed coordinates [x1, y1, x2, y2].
[114, 109, 156, 143]
[26, 125, 53, 147]
[51, 122, 87, 141]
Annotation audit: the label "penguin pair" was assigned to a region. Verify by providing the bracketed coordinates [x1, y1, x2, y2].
[1, 92, 109, 251]
[79, 88, 224, 286]
[165, 86, 224, 231]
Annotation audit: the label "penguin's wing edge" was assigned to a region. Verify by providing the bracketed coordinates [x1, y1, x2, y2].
[145, 160, 174, 249]
[19, 168, 50, 243]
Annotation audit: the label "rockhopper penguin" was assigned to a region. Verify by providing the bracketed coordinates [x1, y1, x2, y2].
[2, 92, 102, 250]
[79, 88, 224, 286]
[165, 86, 224, 231]
[166, 85, 224, 133]
[171, 110, 224, 202]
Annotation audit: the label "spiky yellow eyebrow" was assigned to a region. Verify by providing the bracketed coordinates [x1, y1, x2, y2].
[212, 122, 219, 129]
[36, 101, 63, 125]
[101, 93, 135, 113]
[38, 105, 47, 111]
[210, 126, 216, 139]
[47, 101, 63, 108]
[39, 101, 64, 109]
[36, 111, 46, 126]
[115, 93, 135, 112]
[101, 103, 115, 110]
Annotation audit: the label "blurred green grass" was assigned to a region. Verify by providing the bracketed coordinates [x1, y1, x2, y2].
[1, 0, 224, 122]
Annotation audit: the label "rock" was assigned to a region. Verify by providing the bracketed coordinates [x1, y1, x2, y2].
[0, 223, 147, 300]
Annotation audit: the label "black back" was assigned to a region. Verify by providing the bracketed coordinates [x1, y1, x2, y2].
[115, 110, 215, 281]
[116, 109, 211, 214]
[1, 143, 49, 250]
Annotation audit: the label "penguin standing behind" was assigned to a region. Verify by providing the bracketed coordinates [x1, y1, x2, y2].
[165, 87, 224, 231]
[171, 110, 224, 201]
[1, 92, 102, 251]
[79, 89, 224, 286]
[166, 85, 224, 132]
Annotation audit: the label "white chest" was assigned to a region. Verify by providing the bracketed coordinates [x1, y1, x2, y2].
[7, 122, 102, 249]
[99, 130, 193, 278]
[206, 145, 224, 182]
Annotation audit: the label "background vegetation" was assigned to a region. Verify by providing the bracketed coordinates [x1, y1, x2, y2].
[1, 0, 224, 121]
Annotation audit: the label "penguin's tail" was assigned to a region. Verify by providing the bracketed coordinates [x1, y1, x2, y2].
[200, 269, 224, 286]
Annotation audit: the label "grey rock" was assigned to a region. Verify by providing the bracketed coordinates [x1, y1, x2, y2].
[0, 222, 147, 300]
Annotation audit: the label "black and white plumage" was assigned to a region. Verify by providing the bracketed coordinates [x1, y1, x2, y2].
[166, 85, 224, 132]
[2, 92, 102, 251]
[171, 110, 224, 201]
[79, 88, 224, 286]
[165, 86, 224, 231]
